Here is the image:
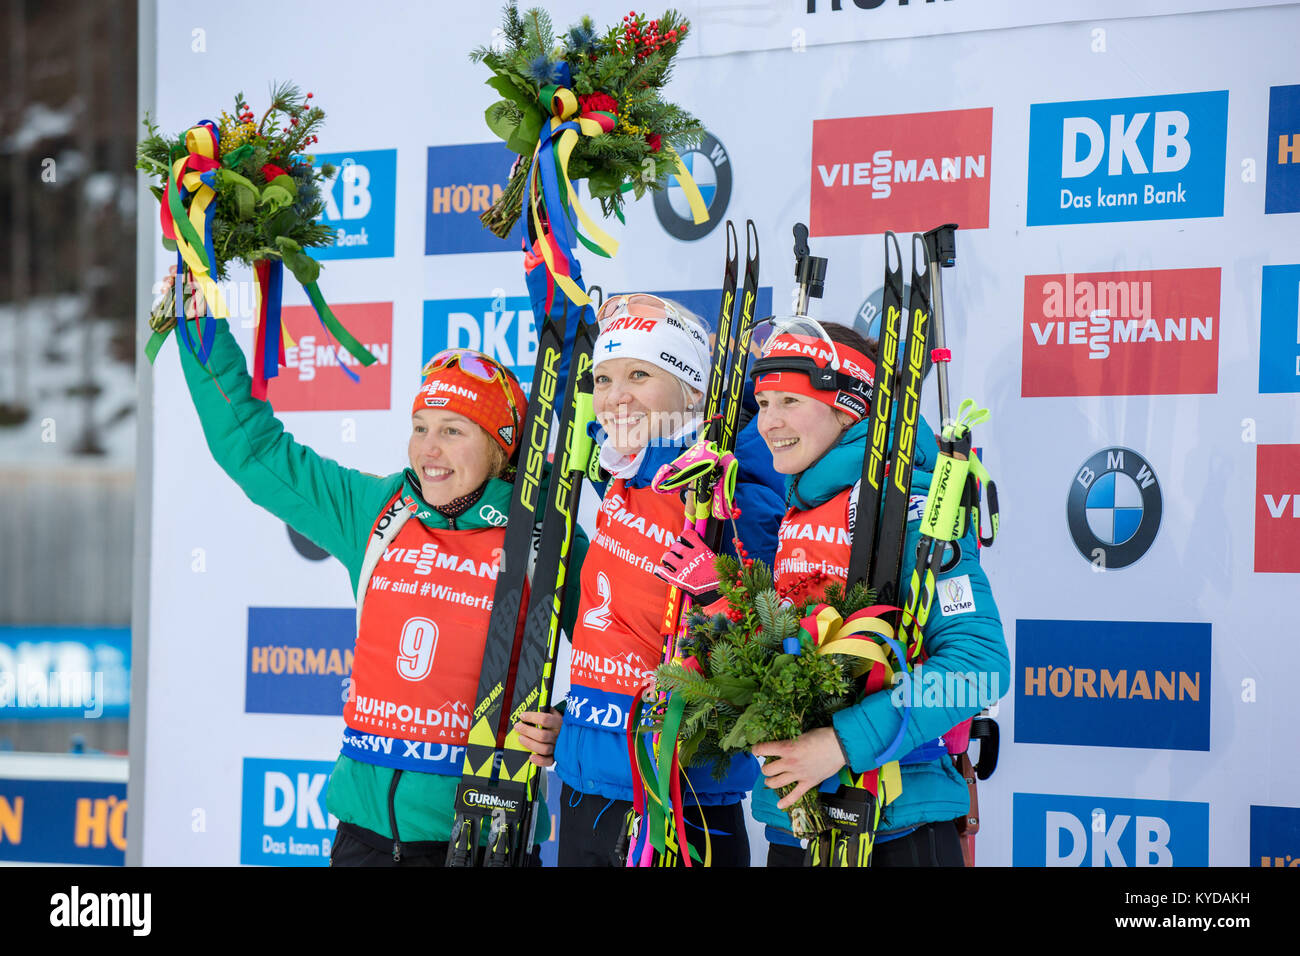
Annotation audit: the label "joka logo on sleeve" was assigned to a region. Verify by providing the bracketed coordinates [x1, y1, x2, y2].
[1260, 264, 1300, 393]
[312, 149, 397, 258]
[423, 296, 539, 393]
[810, 107, 991, 237]
[1022, 268, 1219, 396]
[266, 302, 392, 411]
[425, 143, 522, 255]
[1012, 793, 1208, 866]
[239, 758, 337, 867]
[1250, 805, 1300, 867]
[1015, 619, 1210, 751]
[1255, 444, 1300, 573]
[245, 608, 355, 717]
[1027, 91, 1228, 226]
[1265, 84, 1300, 214]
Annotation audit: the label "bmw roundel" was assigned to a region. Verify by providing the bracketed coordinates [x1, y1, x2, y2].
[654, 131, 731, 241]
[1067, 447, 1162, 569]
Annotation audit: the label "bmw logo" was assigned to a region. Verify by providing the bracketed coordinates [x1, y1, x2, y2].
[1066, 447, 1162, 569]
[856, 283, 938, 380]
[654, 131, 731, 241]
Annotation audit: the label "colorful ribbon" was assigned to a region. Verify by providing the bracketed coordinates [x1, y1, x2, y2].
[523, 85, 709, 312]
[149, 121, 377, 398]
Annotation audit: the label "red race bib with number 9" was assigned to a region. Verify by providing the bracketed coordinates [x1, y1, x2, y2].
[344, 518, 505, 746]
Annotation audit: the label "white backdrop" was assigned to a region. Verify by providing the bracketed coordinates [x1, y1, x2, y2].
[133, 1, 1300, 866]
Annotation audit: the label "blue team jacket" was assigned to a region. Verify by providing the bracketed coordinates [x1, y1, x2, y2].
[750, 415, 1010, 838]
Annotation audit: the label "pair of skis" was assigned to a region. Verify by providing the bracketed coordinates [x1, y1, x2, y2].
[623, 220, 761, 867]
[816, 223, 1000, 867]
[446, 288, 598, 867]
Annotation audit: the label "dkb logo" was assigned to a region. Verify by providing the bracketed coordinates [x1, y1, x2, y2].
[312, 149, 397, 259]
[1013, 793, 1208, 866]
[1027, 91, 1227, 226]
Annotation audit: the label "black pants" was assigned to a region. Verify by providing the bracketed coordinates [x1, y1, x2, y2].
[766, 819, 965, 868]
[329, 821, 542, 868]
[557, 783, 751, 867]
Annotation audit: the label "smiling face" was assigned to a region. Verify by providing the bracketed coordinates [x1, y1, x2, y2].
[756, 389, 852, 474]
[408, 409, 503, 507]
[593, 358, 701, 457]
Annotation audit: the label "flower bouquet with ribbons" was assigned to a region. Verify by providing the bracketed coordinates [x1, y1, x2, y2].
[136, 82, 375, 399]
[472, 4, 708, 307]
[646, 556, 909, 841]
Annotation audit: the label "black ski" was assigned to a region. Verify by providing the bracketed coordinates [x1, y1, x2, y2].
[846, 231, 905, 590]
[447, 295, 595, 867]
[868, 234, 932, 610]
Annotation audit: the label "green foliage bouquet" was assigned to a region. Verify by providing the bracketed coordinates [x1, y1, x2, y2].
[650, 557, 899, 837]
[472, 3, 705, 240]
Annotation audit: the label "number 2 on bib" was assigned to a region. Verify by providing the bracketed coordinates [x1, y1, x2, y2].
[582, 572, 613, 631]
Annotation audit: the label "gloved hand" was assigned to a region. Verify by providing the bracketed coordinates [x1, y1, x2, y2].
[654, 527, 720, 596]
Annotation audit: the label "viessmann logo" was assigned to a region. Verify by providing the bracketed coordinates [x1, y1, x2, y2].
[810, 107, 991, 237]
[1021, 269, 1219, 397]
[266, 302, 392, 412]
[1027, 91, 1228, 226]
[1255, 444, 1300, 573]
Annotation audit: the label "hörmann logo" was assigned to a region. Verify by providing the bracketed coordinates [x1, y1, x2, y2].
[811, 108, 991, 237]
[805, 0, 954, 11]
[1022, 268, 1219, 397]
[1066, 447, 1162, 570]
[425, 143, 522, 254]
[1250, 805, 1300, 867]
[1265, 84, 1300, 214]
[1027, 91, 1228, 226]
[1015, 619, 1210, 752]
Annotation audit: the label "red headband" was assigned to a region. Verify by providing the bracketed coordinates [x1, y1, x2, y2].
[753, 336, 875, 422]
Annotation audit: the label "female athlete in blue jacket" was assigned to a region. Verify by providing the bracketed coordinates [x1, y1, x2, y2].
[746, 321, 1009, 867]
[532, 290, 784, 866]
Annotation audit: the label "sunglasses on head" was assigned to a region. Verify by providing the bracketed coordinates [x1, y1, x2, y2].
[595, 293, 685, 327]
[422, 349, 522, 427]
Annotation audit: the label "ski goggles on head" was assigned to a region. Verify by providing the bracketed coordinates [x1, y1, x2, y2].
[423, 348, 508, 385]
[596, 293, 684, 326]
[749, 316, 876, 422]
[418, 349, 524, 436]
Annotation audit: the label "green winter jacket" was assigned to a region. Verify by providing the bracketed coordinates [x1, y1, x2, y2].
[177, 319, 586, 844]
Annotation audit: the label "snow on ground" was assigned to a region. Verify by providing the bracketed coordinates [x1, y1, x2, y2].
[0, 296, 137, 467]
